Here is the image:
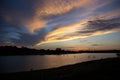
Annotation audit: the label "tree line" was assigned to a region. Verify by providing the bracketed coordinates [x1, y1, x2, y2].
[0, 46, 120, 55]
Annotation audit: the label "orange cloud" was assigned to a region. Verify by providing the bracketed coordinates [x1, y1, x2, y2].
[25, 0, 97, 33]
[36, 17, 120, 46]
[25, 17, 47, 33]
[36, 0, 94, 15]
[23, 0, 118, 46]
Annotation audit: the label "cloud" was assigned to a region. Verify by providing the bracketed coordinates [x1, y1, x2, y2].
[0, 0, 120, 47]
[25, 0, 97, 33]
[94, 9, 120, 20]
[91, 44, 102, 46]
[0, 25, 48, 46]
[36, 17, 120, 45]
[35, 0, 116, 45]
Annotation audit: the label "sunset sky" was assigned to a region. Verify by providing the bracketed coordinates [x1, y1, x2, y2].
[0, 0, 120, 50]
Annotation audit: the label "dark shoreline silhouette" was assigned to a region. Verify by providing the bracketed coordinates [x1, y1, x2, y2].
[1, 57, 120, 80]
[0, 46, 120, 55]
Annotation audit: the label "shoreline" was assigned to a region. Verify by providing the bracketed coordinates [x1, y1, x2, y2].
[0, 52, 119, 56]
[1, 46, 120, 56]
[1, 57, 120, 80]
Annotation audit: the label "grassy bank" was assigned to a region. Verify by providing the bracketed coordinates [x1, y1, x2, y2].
[1, 57, 120, 80]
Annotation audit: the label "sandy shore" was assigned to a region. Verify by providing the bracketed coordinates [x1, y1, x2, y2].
[1, 57, 120, 80]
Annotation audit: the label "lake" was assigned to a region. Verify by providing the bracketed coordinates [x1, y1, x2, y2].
[0, 53, 117, 73]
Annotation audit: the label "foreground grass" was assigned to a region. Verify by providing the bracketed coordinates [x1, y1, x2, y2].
[1, 57, 120, 80]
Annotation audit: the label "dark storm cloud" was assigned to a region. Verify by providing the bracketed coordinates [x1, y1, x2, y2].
[80, 18, 120, 34]
[11, 28, 48, 46]
[87, 17, 120, 33]
[0, 0, 45, 46]
[0, 24, 48, 46]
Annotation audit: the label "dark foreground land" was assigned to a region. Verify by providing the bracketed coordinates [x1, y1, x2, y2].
[0, 57, 120, 80]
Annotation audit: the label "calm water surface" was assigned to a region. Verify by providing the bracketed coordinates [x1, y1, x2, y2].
[0, 53, 117, 73]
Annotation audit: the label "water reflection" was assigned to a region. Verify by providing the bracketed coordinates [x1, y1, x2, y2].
[0, 53, 117, 73]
